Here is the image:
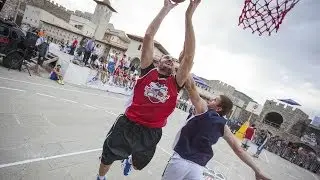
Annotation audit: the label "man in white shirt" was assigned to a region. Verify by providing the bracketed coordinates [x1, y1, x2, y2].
[34, 35, 48, 75]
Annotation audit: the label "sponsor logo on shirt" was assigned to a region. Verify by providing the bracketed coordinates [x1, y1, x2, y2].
[144, 82, 170, 103]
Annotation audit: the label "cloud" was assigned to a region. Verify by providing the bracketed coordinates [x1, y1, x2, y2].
[52, 0, 320, 118]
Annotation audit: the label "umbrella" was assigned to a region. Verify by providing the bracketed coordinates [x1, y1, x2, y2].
[278, 99, 301, 106]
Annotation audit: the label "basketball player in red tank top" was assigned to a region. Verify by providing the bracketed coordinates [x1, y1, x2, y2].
[96, 0, 201, 179]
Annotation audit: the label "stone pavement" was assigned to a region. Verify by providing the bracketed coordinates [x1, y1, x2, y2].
[0, 67, 319, 180]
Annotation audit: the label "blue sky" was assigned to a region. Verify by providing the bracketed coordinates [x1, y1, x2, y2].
[53, 0, 320, 119]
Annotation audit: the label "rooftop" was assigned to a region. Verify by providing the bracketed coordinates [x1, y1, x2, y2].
[93, 0, 117, 13]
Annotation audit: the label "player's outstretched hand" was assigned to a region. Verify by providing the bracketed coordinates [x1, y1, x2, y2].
[186, 0, 201, 18]
[255, 170, 271, 180]
[164, 0, 178, 11]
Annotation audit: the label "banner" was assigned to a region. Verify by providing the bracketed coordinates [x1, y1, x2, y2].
[311, 116, 320, 127]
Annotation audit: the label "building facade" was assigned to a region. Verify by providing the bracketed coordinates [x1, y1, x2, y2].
[126, 34, 169, 69]
[69, 14, 96, 37]
[102, 23, 130, 56]
[233, 90, 254, 107]
[92, 0, 116, 41]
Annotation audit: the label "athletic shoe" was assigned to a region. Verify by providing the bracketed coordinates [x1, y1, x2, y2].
[121, 156, 132, 176]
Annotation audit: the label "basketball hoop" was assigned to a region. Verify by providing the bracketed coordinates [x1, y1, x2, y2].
[238, 0, 300, 36]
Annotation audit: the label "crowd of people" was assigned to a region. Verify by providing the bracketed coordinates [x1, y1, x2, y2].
[262, 135, 320, 173]
[58, 35, 140, 90]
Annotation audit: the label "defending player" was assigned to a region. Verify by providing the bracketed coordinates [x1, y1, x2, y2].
[162, 75, 271, 180]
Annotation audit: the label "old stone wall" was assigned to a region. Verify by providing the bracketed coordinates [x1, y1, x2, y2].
[0, 0, 19, 18]
[23, 0, 71, 22]
[258, 100, 309, 132]
[1, 0, 74, 22]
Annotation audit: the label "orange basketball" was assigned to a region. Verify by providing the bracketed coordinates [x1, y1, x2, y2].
[171, 0, 185, 3]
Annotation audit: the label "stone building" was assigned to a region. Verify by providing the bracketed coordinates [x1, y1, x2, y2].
[69, 14, 97, 37]
[1, 0, 113, 40]
[91, 0, 116, 41]
[1, 0, 78, 23]
[73, 10, 93, 21]
[233, 99, 312, 144]
[205, 80, 236, 97]
[233, 90, 254, 107]
[126, 33, 169, 69]
[103, 23, 130, 56]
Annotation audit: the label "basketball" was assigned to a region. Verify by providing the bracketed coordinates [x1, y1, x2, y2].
[171, 0, 185, 3]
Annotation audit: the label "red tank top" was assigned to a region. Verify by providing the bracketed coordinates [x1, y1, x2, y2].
[125, 69, 178, 128]
[244, 127, 255, 140]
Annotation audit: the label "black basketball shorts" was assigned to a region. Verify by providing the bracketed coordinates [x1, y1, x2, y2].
[101, 114, 162, 170]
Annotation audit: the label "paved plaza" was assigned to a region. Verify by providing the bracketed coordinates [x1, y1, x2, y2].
[0, 67, 319, 180]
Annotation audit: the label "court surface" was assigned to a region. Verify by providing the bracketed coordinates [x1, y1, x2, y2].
[0, 67, 318, 180]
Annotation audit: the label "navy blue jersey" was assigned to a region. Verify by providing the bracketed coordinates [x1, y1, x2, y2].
[173, 109, 226, 166]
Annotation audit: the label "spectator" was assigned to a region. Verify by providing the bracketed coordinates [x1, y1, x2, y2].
[90, 44, 103, 67]
[253, 131, 271, 158]
[49, 64, 64, 85]
[34, 34, 48, 75]
[69, 38, 78, 55]
[100, 59, 108, 84]
[122, 69, 130, 87]
[83, 36, 95, 66]
[242, 124, 256, 150]
[128, 73, 137, 89]
[107, 54, 116, 84]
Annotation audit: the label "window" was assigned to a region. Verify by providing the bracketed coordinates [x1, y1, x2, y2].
[11, 31, 18, 39]
[0, 25, 9, 36]
[138, 45, 142, 50]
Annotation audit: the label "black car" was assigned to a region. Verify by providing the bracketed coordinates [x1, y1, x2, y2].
[0, 18, 38, 69]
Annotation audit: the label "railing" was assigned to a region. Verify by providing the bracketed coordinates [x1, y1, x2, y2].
[263, 120, 281, 129]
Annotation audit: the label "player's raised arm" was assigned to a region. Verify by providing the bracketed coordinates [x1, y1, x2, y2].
[185, 74, 207, 114]
[223, 126, 271, 180]
[176, 0, 201, 87]
[141, 0, 178, 69]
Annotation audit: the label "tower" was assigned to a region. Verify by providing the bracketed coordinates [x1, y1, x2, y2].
[92, 0, 117, 40]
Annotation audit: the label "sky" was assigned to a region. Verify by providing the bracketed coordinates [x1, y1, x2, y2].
[52, 0, 320, 119]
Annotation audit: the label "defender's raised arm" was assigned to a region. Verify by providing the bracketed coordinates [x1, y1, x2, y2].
[176, 0, 201, 87]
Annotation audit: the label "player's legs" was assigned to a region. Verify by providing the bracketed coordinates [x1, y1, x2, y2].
[162, 153, 203, 180]
[98, 115, 132, 178]
[121, 123, 162, 175]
